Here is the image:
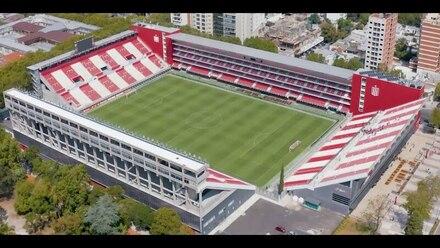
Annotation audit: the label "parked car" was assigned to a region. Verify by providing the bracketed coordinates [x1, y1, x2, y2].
[275, 225, 286, 233]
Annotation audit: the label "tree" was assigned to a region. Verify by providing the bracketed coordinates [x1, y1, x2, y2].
[306, 52, 326, 63]
[51, 165, 90, 216]
[52, 208, 86, 235]
[150, 207, 182, 235]
[361, 194, 391, 234]
[105, 185, 125, 202]
[320, 21, 341, 43]
[434, 83, 440, 101]
[359, 13, 370, 25]
[332, 57, 363, 70]
[85, 195, 120, 235]
[243, 37, 278, 53]
[278, 166, 284, 195]
[147, 13, 171, 25]
[308, 13, 320, 24]
[14, 180, 34, 214]
[0, 129, 25, 197]
[118, 198, 153, 230]
[337, 18, 353, 37]
[431, 108, 440, 129]
[378, 63, 405, 79]
[0, 220, 13, 235]
[398, 13, 423, 27]
[394, 38, 415, 62]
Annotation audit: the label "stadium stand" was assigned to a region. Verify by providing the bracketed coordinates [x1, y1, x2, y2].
[36, 33, 168, 109]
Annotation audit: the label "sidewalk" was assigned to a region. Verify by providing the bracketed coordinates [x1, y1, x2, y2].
[209, 194, 262, 235]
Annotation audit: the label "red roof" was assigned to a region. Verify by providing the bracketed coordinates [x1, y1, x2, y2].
[12, 22, 44, 33]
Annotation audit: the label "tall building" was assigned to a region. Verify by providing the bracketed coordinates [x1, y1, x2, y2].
[171, 13, 266, 42]
[417, 13, 440, 75]
[364, 13, 398, 70]
[189, 13, 214, 34]
[170, 13, 190, 26]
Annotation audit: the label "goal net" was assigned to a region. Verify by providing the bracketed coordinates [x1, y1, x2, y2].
[289, 140, 301, 151]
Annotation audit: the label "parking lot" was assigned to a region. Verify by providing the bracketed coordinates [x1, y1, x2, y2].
[221, 198, 343, 235]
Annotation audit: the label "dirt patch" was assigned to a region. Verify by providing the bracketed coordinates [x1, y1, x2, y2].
[0, 197, 28, 235]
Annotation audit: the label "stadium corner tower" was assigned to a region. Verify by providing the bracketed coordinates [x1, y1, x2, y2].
[4, 23, 424, 232]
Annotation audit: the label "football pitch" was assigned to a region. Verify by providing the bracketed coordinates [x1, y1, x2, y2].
[90, 74, 335, 186]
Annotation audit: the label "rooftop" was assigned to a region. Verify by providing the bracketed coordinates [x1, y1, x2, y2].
[5, 88, 207, 173]
[169, 32, 354, 80]
[357, 69, 423, 88]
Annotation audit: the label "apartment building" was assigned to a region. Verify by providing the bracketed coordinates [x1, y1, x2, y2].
[417, 13, 440, 75]
[364, 13, 398, 70]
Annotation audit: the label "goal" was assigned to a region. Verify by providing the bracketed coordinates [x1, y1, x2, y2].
[289, 140, 301, 151]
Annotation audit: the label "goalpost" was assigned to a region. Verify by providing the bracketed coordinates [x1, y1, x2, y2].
[289, 140, 301, 152]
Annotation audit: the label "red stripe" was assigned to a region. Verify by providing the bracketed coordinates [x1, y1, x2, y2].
[342, 122, 365, 130]
[332, 132, 356, 140]
[381, 109, 418, 124]
[308, 155, 335, 163]
[357, 130, 401, 146]
[294, 167, 324, 175]
[320, 168, 370, 183]
[351, 113, 376, 121]
[319, 143, 346, 151]
[284, 180, 311, 187]
[347, 142, 392, 157]
[336, 155, 380, 170]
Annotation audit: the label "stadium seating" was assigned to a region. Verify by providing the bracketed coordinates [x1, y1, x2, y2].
[171, 46, 351, 112]
[40, 35, 168, 109]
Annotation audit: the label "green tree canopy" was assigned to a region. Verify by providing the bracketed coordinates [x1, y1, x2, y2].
[320, 21, 342, 43]
[431, 107, 440, 128]
[434, 82, 440, 101]
[150, 207, 182, 235]
[306, 52, 326, 63]
[52, 207, 87, 235]
[118, 198, 153, 230]
[85, 194, 120, 235]
[398, 13, 423, 27]
[0, 129, 25, 197]
[243, 37, 278, 53]
[51, 165, 90, 216]
[332, 57, 363, 70]
[308, 13, 321, 24]
[337, 18, 354, 37]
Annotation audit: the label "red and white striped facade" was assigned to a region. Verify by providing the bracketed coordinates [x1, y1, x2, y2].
[39, 36, 167, 110]
[284, 98, 424, 191]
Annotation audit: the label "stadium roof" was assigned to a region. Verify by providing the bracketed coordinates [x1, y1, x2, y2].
[5, 89, 207, 173]
[284, 98, 425, 190]
[168, 32, 354, 81]
[134, 22, 180, 33]
[28, 30, 136, 71]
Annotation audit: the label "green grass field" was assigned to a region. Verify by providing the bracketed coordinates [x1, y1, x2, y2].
[90, 74, 334, 186]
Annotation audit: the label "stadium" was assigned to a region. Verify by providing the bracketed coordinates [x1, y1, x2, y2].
[3, 22, 425, 233]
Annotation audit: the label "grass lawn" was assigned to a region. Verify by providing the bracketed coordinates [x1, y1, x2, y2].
[90, 74, 334, 186]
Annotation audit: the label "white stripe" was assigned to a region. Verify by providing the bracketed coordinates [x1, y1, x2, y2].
[71, 62, 94, 82]
[345, 117, 372, 126]
[297, 160, 331, 169]
[89, 79, 111, 96]
[351, 135, 395, 152]
[107, 49, 128, 66]
[123, 42, 144, 59]
[69, 88, 92, 105]
[313, 147, 342, 157]
[107, 72, 130, 88]
[51, 70, 74, 89]
[325, 136, 352, 146]
[124, 64, 145, 81]
[286, 172, 316, 182]
[89, 55, 108, 69]
[141, 57, 159, 73]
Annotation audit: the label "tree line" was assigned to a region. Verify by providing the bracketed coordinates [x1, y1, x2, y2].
[0, 129, 193, 235]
